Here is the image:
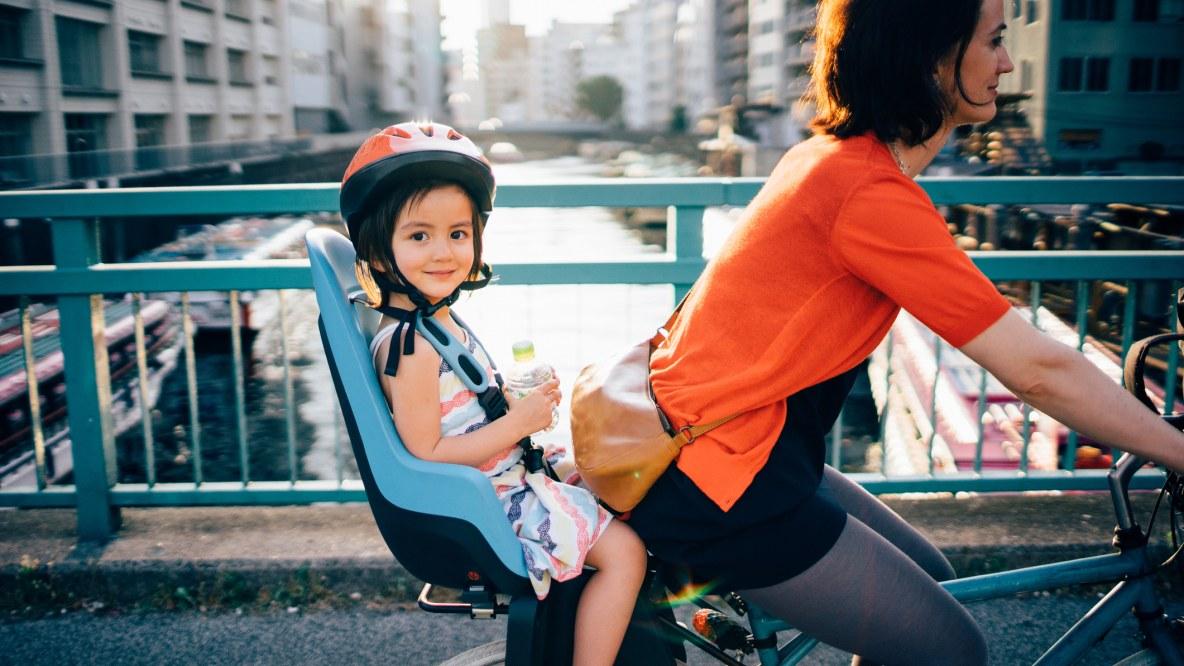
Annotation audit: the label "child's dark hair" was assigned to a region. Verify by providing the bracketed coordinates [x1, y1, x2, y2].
[352, 179, 486, 307]
[809, 0, 984, 146]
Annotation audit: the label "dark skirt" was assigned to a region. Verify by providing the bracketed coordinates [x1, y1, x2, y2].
[627, 367, 859, 591]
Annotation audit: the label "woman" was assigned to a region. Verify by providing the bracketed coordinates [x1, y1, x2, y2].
[629, 0, 1184, 663]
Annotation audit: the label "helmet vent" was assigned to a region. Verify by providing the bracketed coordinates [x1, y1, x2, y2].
[447, 129, 462, 140]
[383, 126, 412, 139]
[420, 124, 434, 137]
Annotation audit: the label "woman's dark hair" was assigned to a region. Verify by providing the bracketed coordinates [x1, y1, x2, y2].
[809, 0, 984, 145]
[352, 179, 485, 307]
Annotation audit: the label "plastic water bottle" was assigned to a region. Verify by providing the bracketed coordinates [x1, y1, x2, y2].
[506, 340, 558, 433]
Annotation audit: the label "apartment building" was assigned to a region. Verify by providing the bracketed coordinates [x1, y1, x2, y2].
[713, 0, 747, 109]
[746, 0, 814, 147]
[1002, 0, 1184, 172]
[529, 22, 614, 123]
[475, 22, 528, 125]
[342, 0, 444, 129]
[0, 0, 294, 185]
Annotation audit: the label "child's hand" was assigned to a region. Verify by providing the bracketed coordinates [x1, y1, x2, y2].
[505, 378, 561, 437]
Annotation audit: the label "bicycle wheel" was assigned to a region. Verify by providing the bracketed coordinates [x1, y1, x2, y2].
[1112, 648, 1162, 666]
[438, 640, 507, 666]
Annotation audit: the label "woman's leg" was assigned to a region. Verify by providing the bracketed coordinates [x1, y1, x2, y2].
[818, 465, 955, 581]
[738, 516, 987, 666]
[574, 520, 647, 666]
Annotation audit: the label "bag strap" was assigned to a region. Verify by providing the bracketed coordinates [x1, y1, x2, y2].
[649, 286, 744, 445]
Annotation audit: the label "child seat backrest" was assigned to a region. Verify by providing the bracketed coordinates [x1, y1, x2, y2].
[305, 227, 529, 592]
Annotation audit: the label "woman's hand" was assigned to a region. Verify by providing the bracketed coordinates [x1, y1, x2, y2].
[506, 378, 561, 437]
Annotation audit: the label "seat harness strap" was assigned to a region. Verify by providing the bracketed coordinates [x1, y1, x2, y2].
[353, 291, 555, 479]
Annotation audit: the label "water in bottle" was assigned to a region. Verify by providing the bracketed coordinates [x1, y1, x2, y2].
[506, 340, 558, 433]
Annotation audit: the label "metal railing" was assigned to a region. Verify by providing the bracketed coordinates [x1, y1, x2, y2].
[0, 177, 1182, 541]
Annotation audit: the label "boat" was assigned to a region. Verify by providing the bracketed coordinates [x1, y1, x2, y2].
[132, 216, 315, 340]
[867, 307, 1167, 475]
[0, 297, 180, 488]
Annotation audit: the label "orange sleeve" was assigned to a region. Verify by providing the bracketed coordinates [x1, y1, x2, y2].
[832, 176, 1011, 347]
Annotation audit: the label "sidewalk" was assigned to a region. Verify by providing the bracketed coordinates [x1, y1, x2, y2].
[0, 491, 1176, 612]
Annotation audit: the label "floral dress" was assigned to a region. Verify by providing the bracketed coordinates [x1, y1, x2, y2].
[371, 324, 612, 599]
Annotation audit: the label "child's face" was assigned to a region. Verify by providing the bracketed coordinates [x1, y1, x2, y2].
[389, 184, 476, 304]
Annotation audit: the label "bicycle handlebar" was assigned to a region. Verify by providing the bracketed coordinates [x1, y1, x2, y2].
[1110, 332, 1184, 532]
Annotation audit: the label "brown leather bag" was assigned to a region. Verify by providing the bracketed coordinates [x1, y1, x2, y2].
[570, 303, 738, 513]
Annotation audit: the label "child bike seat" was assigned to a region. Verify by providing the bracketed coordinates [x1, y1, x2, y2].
[305, 227, 530, 593]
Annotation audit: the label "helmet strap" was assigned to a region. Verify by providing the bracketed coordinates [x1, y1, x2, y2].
[370, 266, 495, 377]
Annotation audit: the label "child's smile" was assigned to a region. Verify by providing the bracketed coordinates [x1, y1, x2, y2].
[389, 184, 476, 304]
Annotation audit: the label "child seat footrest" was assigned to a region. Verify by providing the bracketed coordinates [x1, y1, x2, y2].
[417, 583, 507, 619]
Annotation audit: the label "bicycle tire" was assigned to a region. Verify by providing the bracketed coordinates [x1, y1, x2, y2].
[437, 640, 507, 666]
[1112, 648, 1163, 666]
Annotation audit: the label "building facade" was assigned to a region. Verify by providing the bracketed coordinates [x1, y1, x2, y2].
[343, 0, 444, 130]
[1002, 0, 1184, 172]
[746, 0, 814, 148]
[1, 0, 295, 185]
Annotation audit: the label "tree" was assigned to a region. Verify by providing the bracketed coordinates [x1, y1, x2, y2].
[575, 76, 624, 124]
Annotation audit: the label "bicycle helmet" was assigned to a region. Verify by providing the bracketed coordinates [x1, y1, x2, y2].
[340, 121, 497, 376]
[340, 121, 494, 239]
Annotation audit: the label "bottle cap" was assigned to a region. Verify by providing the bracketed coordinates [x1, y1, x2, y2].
[511, 340, 536, 362]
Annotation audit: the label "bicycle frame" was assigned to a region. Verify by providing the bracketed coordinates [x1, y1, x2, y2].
[653, 448, 1183, 666]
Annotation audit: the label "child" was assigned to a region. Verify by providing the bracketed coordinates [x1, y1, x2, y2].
[339, 122, 647, 665]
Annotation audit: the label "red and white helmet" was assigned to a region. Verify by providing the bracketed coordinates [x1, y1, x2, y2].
[339, 121, 494, 241]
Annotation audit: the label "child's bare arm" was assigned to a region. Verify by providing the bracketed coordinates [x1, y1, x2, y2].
[378, 331, 558, 467]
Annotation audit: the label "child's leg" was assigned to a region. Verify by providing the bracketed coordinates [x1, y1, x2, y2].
[573, 520, 647, 666]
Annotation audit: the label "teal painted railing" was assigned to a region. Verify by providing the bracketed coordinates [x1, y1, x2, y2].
[0, 177, 1182, 541]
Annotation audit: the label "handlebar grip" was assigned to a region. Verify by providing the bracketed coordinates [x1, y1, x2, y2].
[1123, 332, 1184, 412]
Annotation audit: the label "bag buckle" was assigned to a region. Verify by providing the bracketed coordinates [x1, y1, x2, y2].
[677, 424, 697, 444]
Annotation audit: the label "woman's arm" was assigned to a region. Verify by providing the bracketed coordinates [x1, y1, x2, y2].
[377, 332, 558, 467]
[959, 308, 1184, 471]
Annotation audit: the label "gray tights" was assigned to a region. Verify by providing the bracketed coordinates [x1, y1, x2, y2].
[737, 466, 987, 666]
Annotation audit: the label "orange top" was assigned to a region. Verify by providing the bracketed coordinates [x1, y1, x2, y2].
[650, 133, 1011, 511]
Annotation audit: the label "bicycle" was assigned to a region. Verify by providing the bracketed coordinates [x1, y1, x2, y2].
[308, 228, 1184, 665]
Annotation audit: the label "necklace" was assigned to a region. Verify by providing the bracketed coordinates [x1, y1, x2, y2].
[887, 141, 909, 176]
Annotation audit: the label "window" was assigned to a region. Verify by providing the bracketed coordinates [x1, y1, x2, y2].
[1021, 60, 1033, 91]
[189, 115, 212, 144]
[0, 6, 26, 59]
[1133, 0, 1159, 20]
[758, 20, 776, 34]
[225, 0, 249, 18]
[1059, 57, 1109, 91]
[227, 48, 250, 84]
[65, 113, 107, 178]
[128, 31, 166, 76]
[261, 55, 279, 85]
[134, 115, 167, 169]
[1063, 0, 1114, 18]
[1058, 57, 1083, 90]
[757, 52, 774, 67]
[0, 114, 32, 159]
[184, 41, 211, 80]
[1158, 58, 1181, 91]
[1026, 0, 1038, 22]
[1086, 57, 1109, 91]
[57, 17, 104, 89]
[1129, 57, 1154, 91]
[1013, 0, 1023, 19]
[1058, 128, 1102, 150]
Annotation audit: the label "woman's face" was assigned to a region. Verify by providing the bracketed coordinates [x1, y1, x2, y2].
[939, 0, 1015, 127]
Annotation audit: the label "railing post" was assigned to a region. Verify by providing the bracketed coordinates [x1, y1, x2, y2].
[52, 218, 121, 541]
[670, 205, 705, 303]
